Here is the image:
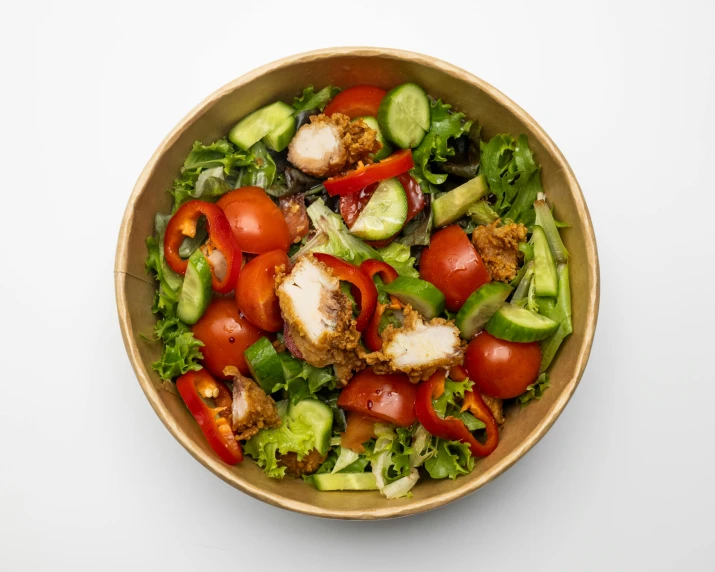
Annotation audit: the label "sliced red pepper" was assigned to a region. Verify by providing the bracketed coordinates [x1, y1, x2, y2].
[312, 253, 377, 331]
[323, 149, 414, 196]
[164, 200, 242, 294]
[415, 370, 499, 457]
[176, 369, 243, 465]
[360, 259, 400, 352]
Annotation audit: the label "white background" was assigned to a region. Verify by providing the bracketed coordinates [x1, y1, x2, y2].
[2, 1, 714, 570]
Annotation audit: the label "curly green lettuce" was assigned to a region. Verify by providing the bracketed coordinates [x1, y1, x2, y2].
[292, 85, 341, 112]
[424, 439, 475, 480]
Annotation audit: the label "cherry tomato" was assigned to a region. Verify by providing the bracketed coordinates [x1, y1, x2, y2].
[279, 194, 309, 243]
[323, 85, 387, 119]
[236, 250, 289, 332]
[340, 412, 379, 453]
[217, 187, 291, 254]
[419, 225, 491, 311]
[337, 368, 417, 426]
[464, 331, 542, 399]
[191, 298, 264, 379]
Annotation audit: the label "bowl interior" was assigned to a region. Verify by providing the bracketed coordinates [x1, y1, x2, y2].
[115, 48, 599, 519]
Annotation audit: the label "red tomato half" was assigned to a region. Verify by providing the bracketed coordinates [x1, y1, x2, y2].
[323, 85, 387, 119]
[419, 225, 491, 312]
[217, 187, 291, 254]
[338, 369, 417, 427]
[191, 298, 264, 379]
[236, 250, 289, 332]
[464, 331, 542, 399]
[340, 412, 379, 453]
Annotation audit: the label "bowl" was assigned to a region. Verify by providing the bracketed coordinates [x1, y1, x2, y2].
[115, 47, 599, 520]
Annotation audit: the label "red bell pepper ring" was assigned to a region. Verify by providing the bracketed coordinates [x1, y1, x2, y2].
[312, 253, 377, 332]
[415, 370, 499, 457]
[176, 369, 243, 465]
[360, 259, 400, 352]
[323, 149, 414, 196]
[164, 200, 243, 294]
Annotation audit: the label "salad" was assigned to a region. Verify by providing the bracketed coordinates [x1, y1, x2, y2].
[144, 82, 572, 498]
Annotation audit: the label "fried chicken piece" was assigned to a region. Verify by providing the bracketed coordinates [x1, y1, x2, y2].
[471, 220, 529, 282]
[223, 366, 281, 441]
[287, 113, 381, 178]
[275, 254, 365, 385]
[481, 394, 505, 424]
[363, 305, 466, 383]
[278, 448, 327, 477]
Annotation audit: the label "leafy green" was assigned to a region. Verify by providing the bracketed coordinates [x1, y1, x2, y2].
[467, 199, 500, 226]
[457, 410, 486, 431]
[539, 264, 573, 371]
[412, 99, 472, 186]
[424, 439, 475, 480]
[266, 167, 321, 198]
[235, 141, 276, 189]
[479, 134, 543, 224]
[433, 378, 474, 418]
[292, 85, 341, 112]
[298, 198, 381, 265]
[439, 122, 482, 179]
[244, 406, 316, 479]
[149, 317, 204, 381]
[278, 353, 337, 404]
[376, 242, 418, 278]
[398, 201, 433, 247]
[517, 373, 550, 407]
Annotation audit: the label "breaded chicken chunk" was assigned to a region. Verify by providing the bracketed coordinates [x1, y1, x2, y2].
[481, 394, 505, 424]
[287, 113, 381, 178]
[471, 220, 528, 283]
[278, 448, 327, 477]
[223, 366, 281, 441]
[275, 254, 364, 385]
[364, 305, 465, 383]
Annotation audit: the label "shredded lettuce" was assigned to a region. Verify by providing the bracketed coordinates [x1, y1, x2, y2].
[292, 85, 341, 112]
[424, 439, 475, 480]
[376, 242, 418, 278]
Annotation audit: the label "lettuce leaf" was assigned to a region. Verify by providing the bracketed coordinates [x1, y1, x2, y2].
[292, 85, 341, 112]
[412, 99, 472, 186]
[235, 141, 276, 190]
[376, 242, 418, 278]
[517, 373, 550, 407]
[149, 317, 204, 381]
[432, 378, 474, 418]
[424, 439, 475, 480]
[278, 353, 337, 404]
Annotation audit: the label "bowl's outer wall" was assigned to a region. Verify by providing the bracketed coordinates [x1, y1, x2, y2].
[115, 48, 599, 519]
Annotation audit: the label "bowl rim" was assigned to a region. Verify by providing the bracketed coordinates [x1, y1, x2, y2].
[115, 46, 600, 520]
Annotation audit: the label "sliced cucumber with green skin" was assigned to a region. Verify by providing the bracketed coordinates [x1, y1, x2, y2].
[378, 83, 430, 149]
[384, 276, 445, 319]
[355, 116, 393, 161]
[244, 337, 285, 394]
[229, 101, 294, 151]
[455, 282, 513, 339]
[350, 177, 408, 240]
[532, 226, 558, 297]
[432, 174, 489, 228]
[287, 399, 333, 455]
[312, 472, 378, 491]
[263, 115, 296, 152]
[176, 249, 213, 325]
[485, 303, 559, 342]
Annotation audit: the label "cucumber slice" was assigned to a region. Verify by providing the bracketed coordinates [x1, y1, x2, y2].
[176, 249, 213, 325]
[455, 282, 513, 339]
[432, 174, 489, 228]
[229, 101, 294, 151]
[384, 276, 446, 319]
[378, 83, 430, 149]
[287, 399, 333, 455]
[350, 177, 408, 240]
[263, 115, 296, 152]
[532, 226, 558, 297]
[355, 116, 393, 161]
[244, 337, 285, 394]
[485, 303, 559, 342]
[312, 472, 378, 491]
[534, 199, 569, 263]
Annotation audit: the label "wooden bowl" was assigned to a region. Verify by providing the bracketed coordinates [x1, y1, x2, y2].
[115, 47, 599, 519]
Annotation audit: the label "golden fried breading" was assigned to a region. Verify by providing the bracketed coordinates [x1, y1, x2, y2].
[363, 305, 466, 383]
[471, 220, 528, 282]
[278, 448, 327, 477]
[275, 254, 365, 386]
[481, 394, 505, 424]
[287, 113, 381, 178]
[223, 366, 281, 441]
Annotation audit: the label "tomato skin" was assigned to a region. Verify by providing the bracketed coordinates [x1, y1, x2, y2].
[340, 412, 379, 453]
[217, 187, 291, 254]
[323, 85, 387, 119]
[236, 250, 289, 332]
[337, 369, 417, 427]
[464, 331, 542, 399]
[191, 298, 265, 379]
[419, 225, 491, 311]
